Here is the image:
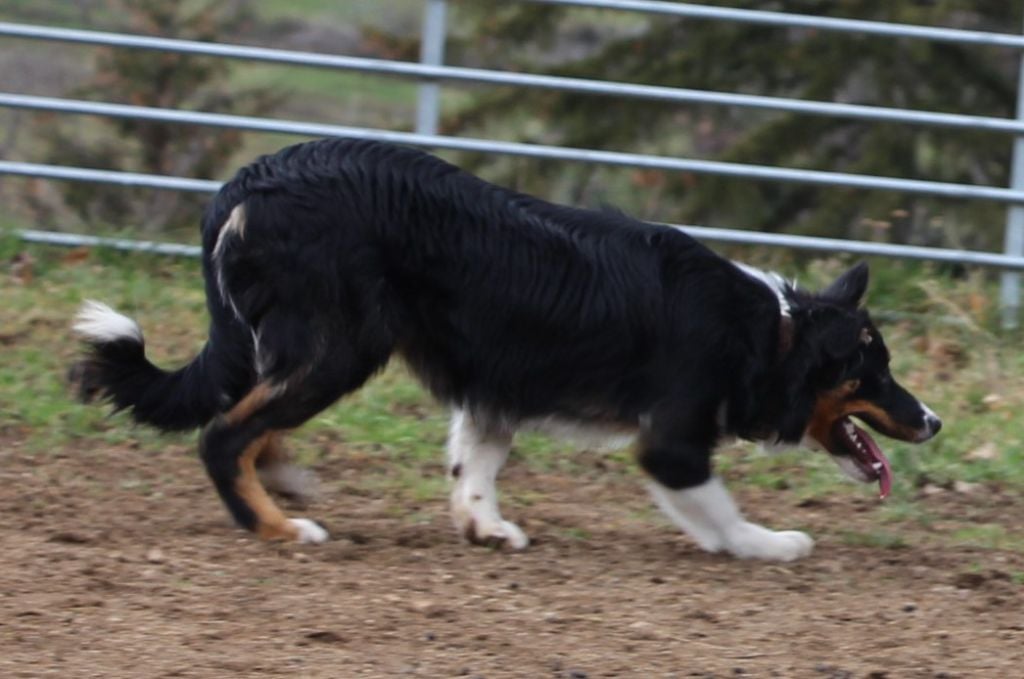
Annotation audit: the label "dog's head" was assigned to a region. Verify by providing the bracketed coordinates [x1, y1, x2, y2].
[776, 263, 942, 498]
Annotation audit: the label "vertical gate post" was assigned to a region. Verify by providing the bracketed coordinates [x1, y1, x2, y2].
[1000, 15, 1024, 330]
[416, 0, 448, 136]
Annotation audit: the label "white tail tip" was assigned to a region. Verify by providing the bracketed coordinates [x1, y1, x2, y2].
[72, 300, 143, 344]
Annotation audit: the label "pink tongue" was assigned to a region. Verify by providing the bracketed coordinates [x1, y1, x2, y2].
[856, 424, 892, 500]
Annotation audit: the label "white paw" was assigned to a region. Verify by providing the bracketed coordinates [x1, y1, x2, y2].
[489, 520, 530, 550]
[288, 518, 329, 544]
[720, 522, 814, 561]
[455, 514, 529, 550]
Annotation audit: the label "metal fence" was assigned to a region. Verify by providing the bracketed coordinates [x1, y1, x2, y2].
[2, 1, 1024, 321]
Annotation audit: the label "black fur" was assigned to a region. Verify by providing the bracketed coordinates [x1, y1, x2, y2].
[71, 138, 936, 537]
[70, 330, 249, 431]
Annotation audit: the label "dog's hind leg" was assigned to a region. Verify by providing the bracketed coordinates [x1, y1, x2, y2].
[256, 432, 318, 501]
[200, 329, 391, 542]
[200, 383, 328, 543]
[447, 409, 528, 550]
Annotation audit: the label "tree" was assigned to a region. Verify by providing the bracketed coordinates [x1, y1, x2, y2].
[445, 1, 1021, 253]
[34, 0, 280, 233]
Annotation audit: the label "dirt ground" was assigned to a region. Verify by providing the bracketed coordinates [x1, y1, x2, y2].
[1, 436, 1021, 679]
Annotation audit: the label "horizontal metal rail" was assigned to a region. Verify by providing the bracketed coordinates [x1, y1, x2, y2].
[12, 222, 1024, 271]
[524, 0, 1024, 49]
[19, 229, 202, 257]
[681, 226, 1024, 270]
[3, 9, 1022, 279]
[2, 22, 1023, 134]
[3, 93, 1022, 204]
[6, 163, 1024, 269]
[0, 160, 221, 193]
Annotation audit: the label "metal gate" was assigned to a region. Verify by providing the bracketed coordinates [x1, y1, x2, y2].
[2, 1, 1024, 321]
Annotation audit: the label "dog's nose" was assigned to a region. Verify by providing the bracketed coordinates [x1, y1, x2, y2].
[925, 413, 942, 437]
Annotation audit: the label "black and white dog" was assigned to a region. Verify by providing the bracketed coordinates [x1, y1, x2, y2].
[71, 138, 941, 561]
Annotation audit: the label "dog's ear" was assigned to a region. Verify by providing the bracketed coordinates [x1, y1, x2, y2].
[821, 262, 869, 308]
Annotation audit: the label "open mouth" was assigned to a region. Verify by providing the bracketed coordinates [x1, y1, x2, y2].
[830, 417, 893, 499]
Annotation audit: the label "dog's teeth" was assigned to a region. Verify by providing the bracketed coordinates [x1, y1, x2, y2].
[871, 462, 883, 471]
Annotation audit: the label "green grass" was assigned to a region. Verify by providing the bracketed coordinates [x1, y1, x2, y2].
[950, 524, 1024, 552]
[3, 237, 1024, 551]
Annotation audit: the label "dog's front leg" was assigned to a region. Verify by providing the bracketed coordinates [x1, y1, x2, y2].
[646, 476, 813, 561]
[446, 409, 529, 549]
[638, 410, 813, 561]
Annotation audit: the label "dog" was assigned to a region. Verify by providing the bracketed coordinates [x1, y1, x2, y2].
[70, 138, 942, 561]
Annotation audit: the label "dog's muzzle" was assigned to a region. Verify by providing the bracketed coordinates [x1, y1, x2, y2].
[916, 406, 942, 443]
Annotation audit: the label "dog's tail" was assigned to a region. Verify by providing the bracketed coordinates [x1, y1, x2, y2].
[69, 301, 243, 432]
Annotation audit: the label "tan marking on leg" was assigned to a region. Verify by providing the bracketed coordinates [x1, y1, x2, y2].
[236, 432, 300, 542]
[223, 382, 278, 427]
[255, 431, 316, 499]
[255, 431, 290, 469]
